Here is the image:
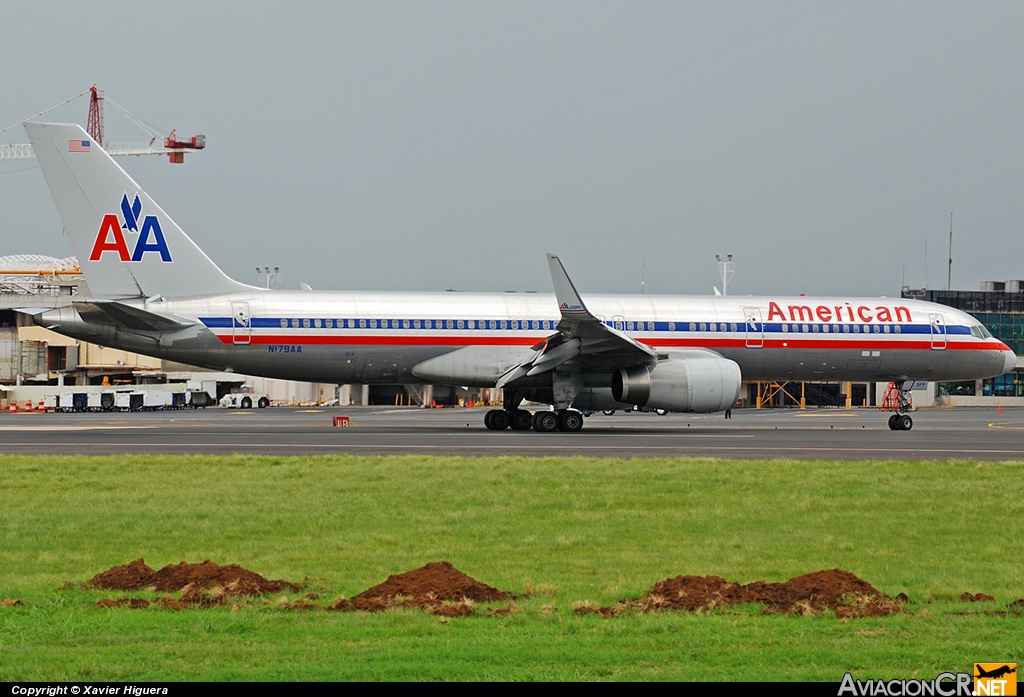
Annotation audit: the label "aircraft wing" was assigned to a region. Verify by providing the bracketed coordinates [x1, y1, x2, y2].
[496, 255, 656, 388]
[72, 301, 194, 332]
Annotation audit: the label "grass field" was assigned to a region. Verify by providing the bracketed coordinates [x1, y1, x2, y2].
[1, 454, 1022, 681]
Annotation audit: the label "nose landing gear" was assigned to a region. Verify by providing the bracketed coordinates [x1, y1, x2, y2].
[882, 381, 915, 431]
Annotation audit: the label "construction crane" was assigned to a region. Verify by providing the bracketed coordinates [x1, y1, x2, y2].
[0, 85, 205, 164]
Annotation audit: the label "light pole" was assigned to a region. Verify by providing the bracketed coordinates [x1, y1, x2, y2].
[716, 253, 734, 296]
[256, 266, 280, 289]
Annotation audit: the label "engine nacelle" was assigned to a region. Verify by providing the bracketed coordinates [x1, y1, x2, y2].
[611, 350, 741, 413]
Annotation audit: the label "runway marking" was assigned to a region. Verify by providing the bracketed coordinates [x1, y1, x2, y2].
[0, 425, 154, 431]
[987, 421, 1024, 430]
[3, 442, 1022, 456]
[296, 409, 324, 413]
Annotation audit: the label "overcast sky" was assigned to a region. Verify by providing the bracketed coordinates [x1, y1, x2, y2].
[2, 1, 1022, 297]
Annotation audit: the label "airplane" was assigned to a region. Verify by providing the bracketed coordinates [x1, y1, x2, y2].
[19, 122, 1017, 433]
[975, 665, 1016, 680]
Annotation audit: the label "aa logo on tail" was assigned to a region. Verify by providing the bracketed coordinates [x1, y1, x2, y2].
[89, 193, 172, 262]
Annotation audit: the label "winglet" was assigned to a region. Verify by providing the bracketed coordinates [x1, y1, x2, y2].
[546, 253, 657, 363]
[547, 253, 592, 319]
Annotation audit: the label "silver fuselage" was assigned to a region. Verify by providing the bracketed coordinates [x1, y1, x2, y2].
[38, 289, 1016, 388]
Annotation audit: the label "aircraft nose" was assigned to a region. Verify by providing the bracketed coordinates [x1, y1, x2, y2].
[1004, 349, 1018, 375]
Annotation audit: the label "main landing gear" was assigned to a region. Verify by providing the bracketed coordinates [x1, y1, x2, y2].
[483, 408, 584, 433]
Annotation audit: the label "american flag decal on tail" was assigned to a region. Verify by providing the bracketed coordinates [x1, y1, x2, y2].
[68, 139, 90, 153]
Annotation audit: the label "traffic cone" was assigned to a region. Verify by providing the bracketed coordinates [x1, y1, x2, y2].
[998, 405, 1002, 414]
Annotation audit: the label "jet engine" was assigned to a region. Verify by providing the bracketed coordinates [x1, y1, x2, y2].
[611, 350, 741, 413]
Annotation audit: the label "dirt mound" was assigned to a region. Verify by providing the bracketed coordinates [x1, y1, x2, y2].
[350, 561, 511, 612]
[88, 558, 157, 590]
[88, 558, 301, 595]
[960, 592, 995, 602]
[623, 569, 902, 617]
[150, 560, 301, 594]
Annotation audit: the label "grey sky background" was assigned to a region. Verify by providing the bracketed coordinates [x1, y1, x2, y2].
[2, 1, 1022, 297]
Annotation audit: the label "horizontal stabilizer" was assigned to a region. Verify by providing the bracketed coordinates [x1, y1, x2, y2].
[13, 307, 57, 318]
[73, 301, 193, 332]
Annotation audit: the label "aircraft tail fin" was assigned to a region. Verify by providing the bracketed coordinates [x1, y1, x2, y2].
[24, 122, 246, 299]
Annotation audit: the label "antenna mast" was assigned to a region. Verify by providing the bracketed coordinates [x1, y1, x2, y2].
[946, 211, 953, 291]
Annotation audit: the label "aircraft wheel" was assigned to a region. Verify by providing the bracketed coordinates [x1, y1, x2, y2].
[532, 411, 559, 433]
[899, 415, 913, 431]
[257, 397, 269, 409]
[509, 409, 533, 431]
[484, 409, 510, 430]
[602, 410, 616, 416]
[558, 410, 584, 432]
[241, 397, 252, 409]
[888, 414, 899, 430]
[656, 408, 668, 416]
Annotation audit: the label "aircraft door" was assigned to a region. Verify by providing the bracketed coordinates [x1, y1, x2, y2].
[929, 313, 946, 350]
[232, 301, 251, 345]
[744, 307, 764, 348]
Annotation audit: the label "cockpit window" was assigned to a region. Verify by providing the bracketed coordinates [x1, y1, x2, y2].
[970, 324, 993, 339]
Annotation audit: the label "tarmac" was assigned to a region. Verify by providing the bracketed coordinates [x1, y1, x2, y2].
[0, 405, 1022, 460]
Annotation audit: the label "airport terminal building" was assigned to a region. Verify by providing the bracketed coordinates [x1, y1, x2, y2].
[903, 284, 1024, 400]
